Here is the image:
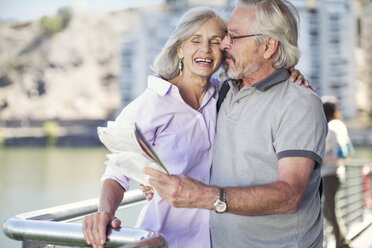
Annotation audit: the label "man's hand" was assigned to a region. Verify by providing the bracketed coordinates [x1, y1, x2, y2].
[82, 211, 121, 248]
[144, 167, 215, 209]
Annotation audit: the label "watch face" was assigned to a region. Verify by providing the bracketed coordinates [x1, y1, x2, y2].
[215, 200, 227, 213]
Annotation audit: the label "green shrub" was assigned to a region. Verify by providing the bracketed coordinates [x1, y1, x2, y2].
[40, 8, 72, 34]
[0, 129, 4, 147]
[43, 121, 60, 146]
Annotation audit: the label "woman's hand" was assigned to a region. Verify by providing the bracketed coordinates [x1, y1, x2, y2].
[289, 67, 316, 92]
[82, 211, 121, 248]
[140, 184, 154, 200]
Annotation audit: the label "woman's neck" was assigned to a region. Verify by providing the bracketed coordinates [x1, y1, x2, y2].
[170, 74, 210, 110]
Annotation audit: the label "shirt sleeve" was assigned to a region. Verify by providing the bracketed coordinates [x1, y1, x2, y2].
[274, 94, 327, 168]
[101, 166, 130, 191]
[100, 90, 172, 188]
[115, 90, 171, 144]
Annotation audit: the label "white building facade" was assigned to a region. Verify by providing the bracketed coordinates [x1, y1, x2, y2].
[355, 0, 372, 116]
[118, 0, 359, 120]
[295, 0, 357, 120]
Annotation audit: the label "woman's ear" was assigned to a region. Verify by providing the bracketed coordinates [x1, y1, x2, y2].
[263, 37, 278, 60]
[177, 45, 184, 59]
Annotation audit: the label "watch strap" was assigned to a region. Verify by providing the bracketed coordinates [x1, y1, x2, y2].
[213, 187, 227, 213]
[221, 187, 226, 203]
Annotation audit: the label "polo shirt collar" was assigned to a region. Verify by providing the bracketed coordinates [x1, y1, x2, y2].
[253, 68, 290, 92]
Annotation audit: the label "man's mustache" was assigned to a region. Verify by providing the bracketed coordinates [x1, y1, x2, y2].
[223, 51, 235, 63]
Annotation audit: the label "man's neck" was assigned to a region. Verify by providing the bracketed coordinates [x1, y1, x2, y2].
[239, 65, 276, 90]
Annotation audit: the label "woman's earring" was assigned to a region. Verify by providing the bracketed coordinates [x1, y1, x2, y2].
[178, 58, 183, 76]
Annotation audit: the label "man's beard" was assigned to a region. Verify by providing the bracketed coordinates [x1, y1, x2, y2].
[223, 49, 260, 80]
[225, 61, 259, 80]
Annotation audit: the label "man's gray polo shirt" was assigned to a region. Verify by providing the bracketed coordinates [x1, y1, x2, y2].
[210, 69, 327, 248]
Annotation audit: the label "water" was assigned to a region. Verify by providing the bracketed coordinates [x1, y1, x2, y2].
[353, 146, 372, 160]
[0, 147, 142, 248]
[1, 146, 371, 247]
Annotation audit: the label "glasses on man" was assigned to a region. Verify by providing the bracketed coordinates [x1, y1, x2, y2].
[225, 32, 263, 44]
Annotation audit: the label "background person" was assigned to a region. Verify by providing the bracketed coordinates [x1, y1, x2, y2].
[322, 96, 353, 248]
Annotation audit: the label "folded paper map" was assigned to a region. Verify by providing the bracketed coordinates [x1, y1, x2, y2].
[98, 122, 169, 185]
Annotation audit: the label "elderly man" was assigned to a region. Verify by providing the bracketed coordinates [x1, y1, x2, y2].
[145, 0, 327, 247]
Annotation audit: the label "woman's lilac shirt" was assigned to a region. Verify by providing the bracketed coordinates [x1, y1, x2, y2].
[101, 75, 219, 248]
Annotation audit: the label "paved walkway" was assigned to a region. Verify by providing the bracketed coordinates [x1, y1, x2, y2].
[350, 223, 372, 248]
[325, 213, 372, 248]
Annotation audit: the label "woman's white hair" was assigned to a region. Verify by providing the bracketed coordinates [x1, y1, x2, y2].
[237, 0, 300, 69]
[152, 6, 227, 80]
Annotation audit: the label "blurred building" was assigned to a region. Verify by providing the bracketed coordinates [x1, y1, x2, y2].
[118, 4, 183, 108]
[118, 0, 362, 121]
[227, 0, 361, 120]
[355, 0, 372, 116]
[295, 0, 357, 120]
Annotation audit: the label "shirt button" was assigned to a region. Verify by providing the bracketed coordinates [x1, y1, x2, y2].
[203, 153, 207, 157]
[204, 177, 208, 182]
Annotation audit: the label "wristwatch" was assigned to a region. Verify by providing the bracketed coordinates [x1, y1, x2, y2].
[213, 187, 227, 213]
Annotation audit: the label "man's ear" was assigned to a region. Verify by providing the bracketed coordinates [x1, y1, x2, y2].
[263, 37, 278, 60]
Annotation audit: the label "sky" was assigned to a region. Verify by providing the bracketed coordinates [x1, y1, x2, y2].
[0, 0, 166, 21]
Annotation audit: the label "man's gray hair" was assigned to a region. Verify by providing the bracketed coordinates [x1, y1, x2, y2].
[152, 6, 227, 80]
[237, 0, 300, 69]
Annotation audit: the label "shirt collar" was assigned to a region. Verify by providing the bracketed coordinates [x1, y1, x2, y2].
[147, 75, 172, 96]
[148, 75, 218, 99]
[253, 68, 290, 91]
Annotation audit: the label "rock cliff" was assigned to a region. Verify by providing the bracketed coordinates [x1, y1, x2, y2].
[0, 7, 139, 121]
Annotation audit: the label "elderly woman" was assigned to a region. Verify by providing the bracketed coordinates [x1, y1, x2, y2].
[83, 7, 226, 248]
[83, 6, 306, 248]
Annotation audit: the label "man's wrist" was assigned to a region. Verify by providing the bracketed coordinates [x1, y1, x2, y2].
[193, 185, 218, 210]
[205, 186, 220, 210]
[213, 187, 228, 213]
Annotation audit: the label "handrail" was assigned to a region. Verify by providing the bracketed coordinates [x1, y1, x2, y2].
[323, 160, 372, 246]
[3, 160, 371, 247]
[2, 189, 167, 247]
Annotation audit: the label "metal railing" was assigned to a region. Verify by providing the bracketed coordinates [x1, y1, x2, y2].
[324, 159, 372, 246]
[3, 160, 372, 248]
[2, 189, 167, 247]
